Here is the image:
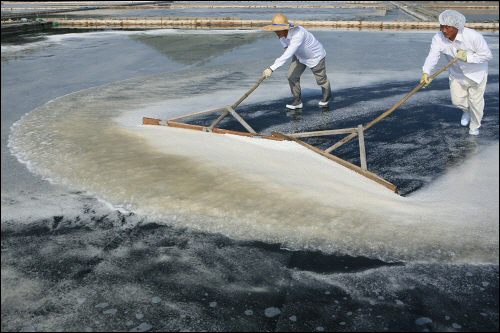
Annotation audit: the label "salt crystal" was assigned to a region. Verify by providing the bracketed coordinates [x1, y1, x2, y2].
[103, 309, 117, 315]
[95, 303, 108, 308]
[264, 307, 281, 317]
[415, 318, 432, 325]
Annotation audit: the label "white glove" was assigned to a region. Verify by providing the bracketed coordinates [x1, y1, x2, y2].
[263, 68, 273, 79]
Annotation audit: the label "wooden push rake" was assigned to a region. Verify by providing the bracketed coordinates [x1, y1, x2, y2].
[143, 58, 458, 194]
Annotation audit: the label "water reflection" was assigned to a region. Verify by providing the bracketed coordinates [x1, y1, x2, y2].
[129, 31, 271, 66]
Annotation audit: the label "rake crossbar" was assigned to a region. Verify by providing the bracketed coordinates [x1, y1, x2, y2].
[144, 104, 258, 135]
[287, 128, 357, 138]
[272, 131, 397, 193]
[144, 77, 267, 137]
[225, 106, 257, 134]
[142, 117, 283, 141]
[167, 107, 228, 121]
[210, 110, 230, 129]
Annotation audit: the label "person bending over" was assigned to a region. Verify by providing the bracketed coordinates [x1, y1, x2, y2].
[262, 13, 331, 110]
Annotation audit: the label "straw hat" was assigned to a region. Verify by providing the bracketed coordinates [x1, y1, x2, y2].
[262, 13, 294, 31]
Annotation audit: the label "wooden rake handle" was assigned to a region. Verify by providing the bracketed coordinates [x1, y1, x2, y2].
[325, 57, 459, 153]
[231, 76, 266, 109]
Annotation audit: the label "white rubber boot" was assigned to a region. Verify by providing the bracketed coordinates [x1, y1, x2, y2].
[469, 128, 479, 135]
[461, 112, 471, 126]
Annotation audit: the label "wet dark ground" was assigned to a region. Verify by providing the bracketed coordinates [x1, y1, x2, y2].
[2, 220, 499, 332]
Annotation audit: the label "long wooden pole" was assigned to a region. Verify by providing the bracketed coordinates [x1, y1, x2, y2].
[325, 57, 459, 153]
[232, 76, 266, 109]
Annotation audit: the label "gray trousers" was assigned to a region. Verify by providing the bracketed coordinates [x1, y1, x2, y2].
[287, 56, 331, 103]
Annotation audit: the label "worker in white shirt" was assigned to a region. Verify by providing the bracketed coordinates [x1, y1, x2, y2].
[262, 13, 331, 110]
[420, 10, 493, 135]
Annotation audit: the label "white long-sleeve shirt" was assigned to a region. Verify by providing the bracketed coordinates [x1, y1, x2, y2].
[422, 27, 492, 84]
[269, 26, 326, 71]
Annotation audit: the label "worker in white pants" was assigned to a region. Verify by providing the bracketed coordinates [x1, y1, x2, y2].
[449, 74, 487, 133]
[420, 10, 492, 135]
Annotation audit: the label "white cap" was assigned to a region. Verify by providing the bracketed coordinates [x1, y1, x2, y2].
[438, 10, 466, 30]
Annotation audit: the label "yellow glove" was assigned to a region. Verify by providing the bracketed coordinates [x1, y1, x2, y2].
[263, 68, 273, 79]
[456, 50, 467, 62]
[420, 73, 432, 88]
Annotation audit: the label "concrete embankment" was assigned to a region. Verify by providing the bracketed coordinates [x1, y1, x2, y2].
[1, 20, 52, 33]
[167, 4, 394, 10]
[42, 17, 499, 31]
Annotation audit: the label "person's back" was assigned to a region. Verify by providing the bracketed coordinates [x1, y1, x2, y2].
[286, 26, 326, 68]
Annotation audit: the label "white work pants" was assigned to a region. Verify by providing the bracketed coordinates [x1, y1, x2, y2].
[449, 74, 488, 132]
